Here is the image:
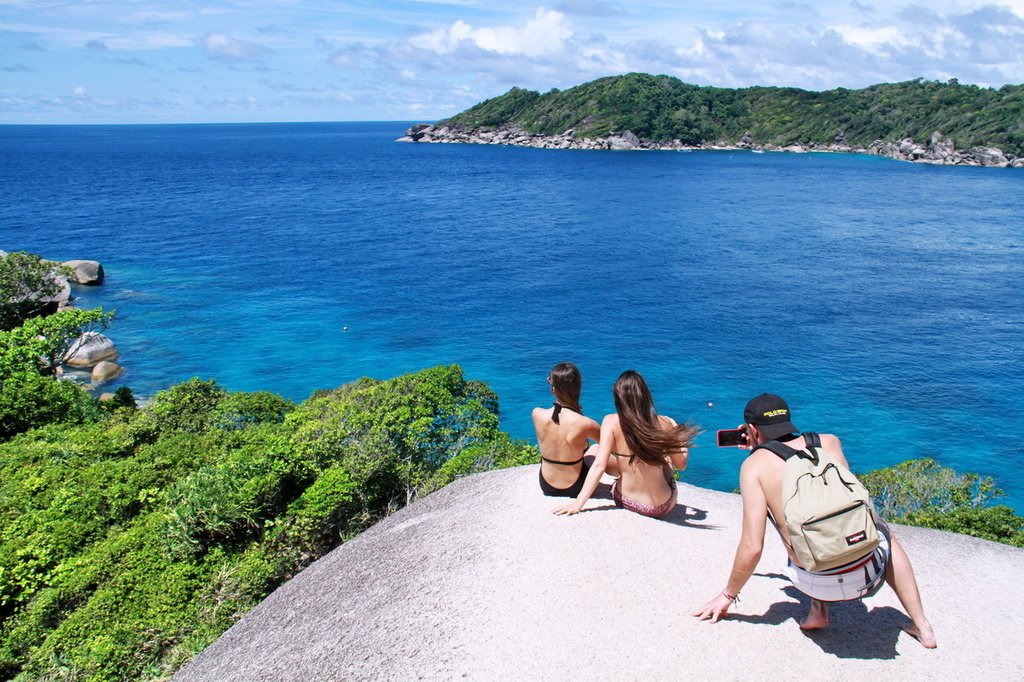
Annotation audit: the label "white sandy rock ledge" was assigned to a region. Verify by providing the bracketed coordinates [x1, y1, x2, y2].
[175, 465, 1024, 681]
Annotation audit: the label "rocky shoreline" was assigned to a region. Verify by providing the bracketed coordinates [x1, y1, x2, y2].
[1, 249, 123, 391]
[399, 124, 1024, 168]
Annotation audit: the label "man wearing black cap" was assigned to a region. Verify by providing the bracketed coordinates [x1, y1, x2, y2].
[691, 394, 937, 648]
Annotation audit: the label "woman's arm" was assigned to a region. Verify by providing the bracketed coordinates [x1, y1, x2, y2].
[553, 415, 615, 516]
[669, 447, 689, 472]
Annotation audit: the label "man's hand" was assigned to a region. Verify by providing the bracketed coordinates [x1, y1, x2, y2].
[691, 592, 735, 623]
[739, 423, 757, 450]
[552, 501, 583, 516]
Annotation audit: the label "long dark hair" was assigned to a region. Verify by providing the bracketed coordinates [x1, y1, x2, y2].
[613, 370, 698, 465]
[549, 362, 582, 412]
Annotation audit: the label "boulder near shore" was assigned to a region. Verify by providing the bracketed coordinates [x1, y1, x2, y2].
[61, 259, 105, 285]
[175, 465, 1024, 681]
[63, 331, 119, 368]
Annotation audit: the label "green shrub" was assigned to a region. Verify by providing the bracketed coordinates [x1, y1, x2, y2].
[269, 465, 361, 566]
[214, 391, 295, 430]
[862, 458, 1024, 545]
[100, 386, 137, 413]
[0, 307, 112, 440]
[144, 378, 227, 435]
[420, 434, 537, 496]
[161, 427, 301, 558]
[902, 506, 1024, 547]
[860, 458, 1003, 519]
[289, 365, 502, 482]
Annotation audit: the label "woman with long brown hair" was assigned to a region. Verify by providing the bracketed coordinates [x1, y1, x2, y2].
[554, 369, 697, 518]
[532, 362, 601, 497]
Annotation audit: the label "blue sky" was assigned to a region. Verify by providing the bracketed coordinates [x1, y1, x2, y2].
[1, 1, 1022, 123]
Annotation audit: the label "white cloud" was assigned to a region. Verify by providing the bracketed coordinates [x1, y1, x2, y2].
[409, 8, 572, 57]
[830, 24, 911, 52]
[199, 32, 272, 62]
[74, 86, 86, 96]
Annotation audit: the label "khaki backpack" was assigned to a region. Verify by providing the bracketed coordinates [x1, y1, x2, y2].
[757, 433, 880, 572]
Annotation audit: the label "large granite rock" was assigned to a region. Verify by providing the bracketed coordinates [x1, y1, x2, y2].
[407, 124, 434, 142]
[607, 130, 640, 150]
[41, 275, 71, 308]
[970, 147, 1008, 167]
[62, 259, 105, 285]
[175, 465, 1024, 682]
[64, 332, 118, 368]
[91, 360, 123, 384]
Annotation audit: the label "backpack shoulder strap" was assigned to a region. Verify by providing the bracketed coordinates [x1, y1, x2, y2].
[751, 440, 801, 461]
[753, 434, 821, 464]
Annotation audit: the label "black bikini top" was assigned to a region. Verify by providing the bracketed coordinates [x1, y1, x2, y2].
[551, 401, 581, 424]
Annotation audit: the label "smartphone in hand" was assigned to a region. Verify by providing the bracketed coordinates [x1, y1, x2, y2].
[716, 428, 747, 447]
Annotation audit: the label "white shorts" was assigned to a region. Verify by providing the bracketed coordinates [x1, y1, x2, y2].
[785, 522, 891, 602]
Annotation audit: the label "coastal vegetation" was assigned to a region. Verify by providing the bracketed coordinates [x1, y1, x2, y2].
[440, 73, 1024, 156]
[1, 250, 1021, 679]
[0, 365, 535, 680]
[861, 459, 1023, 547]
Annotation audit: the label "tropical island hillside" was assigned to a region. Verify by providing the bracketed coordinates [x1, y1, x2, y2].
[402, 73, 1024, 166]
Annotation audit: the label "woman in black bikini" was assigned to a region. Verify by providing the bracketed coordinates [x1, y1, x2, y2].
[531, 362, 601, 497]
[554, 370, 697, 518]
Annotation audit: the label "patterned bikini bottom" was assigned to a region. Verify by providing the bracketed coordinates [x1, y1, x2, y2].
[611, 476, 677, 519]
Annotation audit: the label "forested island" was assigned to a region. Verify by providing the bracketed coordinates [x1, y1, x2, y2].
[402, 73, 1024, 167]
[2, 250, 1023, 679]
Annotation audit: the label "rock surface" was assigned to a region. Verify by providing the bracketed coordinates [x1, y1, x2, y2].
[41, 275, 71, 309]
[608, 129, 641, 150]
[398, 124, 1020, 169]
[62, 259, 105, 285]
[175, 465, 1024, 681]
[91, 360, 123, 384]
[63, 331, 118, 368]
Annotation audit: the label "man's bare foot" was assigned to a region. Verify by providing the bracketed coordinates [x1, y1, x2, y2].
[902, 621, 938, 648]
[799, 600, 829, 630]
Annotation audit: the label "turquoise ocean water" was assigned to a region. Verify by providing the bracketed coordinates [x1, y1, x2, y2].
[1, 122, 1022, 508]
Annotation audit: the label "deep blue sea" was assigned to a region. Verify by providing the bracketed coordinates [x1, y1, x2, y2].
[2, 122, 1022, 509]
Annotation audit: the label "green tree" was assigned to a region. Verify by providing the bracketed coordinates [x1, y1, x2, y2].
[0, 251, 73, 331]
[0, 307, 111, 439]
[861, 458, 1024, 546]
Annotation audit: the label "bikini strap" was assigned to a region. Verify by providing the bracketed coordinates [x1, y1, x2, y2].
[541, 455, 585, 466]
[551, 401, 581, 424]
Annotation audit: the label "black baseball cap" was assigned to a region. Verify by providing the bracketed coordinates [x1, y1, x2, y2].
[744, 393, 798, 440]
